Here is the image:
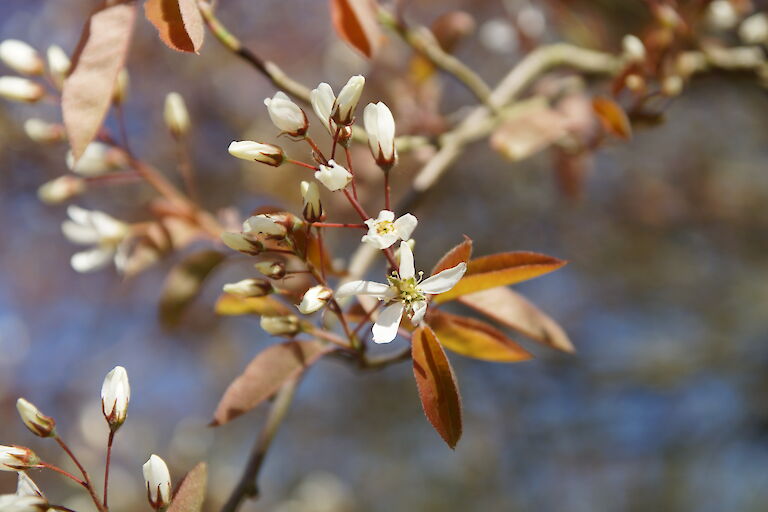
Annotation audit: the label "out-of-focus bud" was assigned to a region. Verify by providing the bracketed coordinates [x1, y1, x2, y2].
[46, 45, 70, 89]
[0, 446, 39, 472]
[260, 315, 301, 336]
[38, 175, 85, 204]
[298, 285, 332, 314]
[332, 75, 364, 125]
[243, 214, 288, 239]
[24, 118, 64, 143]
[16, 399, 55, 438]
[0, 76, 44, 103]
[221, 232, 263, 255]
[101, 366, 130, 432]
[363, 102, 397, 169]
[625, 74, 646, 93]
[113, 69, 129, 104]
[0, 40, 43, 75]
[264, 91, 308, 136]
[143, 454, 172, 510]
[655, 4, 683, 29]
[163, 92, 190, 136]
[228, 141, 284, 167]
[621, 35, 646, 63]
[0, 494, 48, 512]
[661, 75, 684, 97]
[314, 159, 352, 191]
[300, 181, 323, 222]
[739, 13, 768, 45]
[707, 0, 739, 31]
[222, 278, 273, 298]
[66, 142, 124, 177]
[254, 260, 286, 279]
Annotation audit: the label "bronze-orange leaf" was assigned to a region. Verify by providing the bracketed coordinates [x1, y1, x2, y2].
[593, 96, 632, 140]
[428, 311, 532, 363]
[329, 0, 382, 58]
[430, 236, 472, 276]
[145, 0, 205, 53]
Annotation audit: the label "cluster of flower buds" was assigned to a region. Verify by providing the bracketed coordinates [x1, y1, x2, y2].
[0, 39, 51, 103]
[101, 365, 131, 431]
[143, 454, 172, 510]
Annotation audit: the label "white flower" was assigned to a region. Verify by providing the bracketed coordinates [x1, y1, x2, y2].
[46, 45, 70, 88]
[361, 210, 417, 249]
[298, 285, 332, 314]
[164, 92, 190, 136]
[740, 13, 768, 45]
[310, 82, 337, 134]
[66, 142, 115, 177]
[264, 91, 307, 136]
[37, 175, 85, 204]
[363, 102, 396, 167]
[101, 366, 130, 431]
[228, 141, 284, 166]
[260, 315, 301, 336]
[143, 454, 172, 510]
[707, 0, 738, 31]
[0, 446, 38, 472]
[16, 399, 55, 438]
[314, 159, 352, 191]
[0, 76, 44, 103]
[62, 206, 130, 273]
[243, 214, 288, 238]
[332, 75, 365, 125]
[0, 494, 48, 512]
[336, 242, 466, 344]
[222, 278, 272, 297]
[0, 40, 43, 75]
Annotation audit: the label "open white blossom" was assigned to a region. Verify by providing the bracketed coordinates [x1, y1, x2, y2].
[143, 454, 172, 510]
[0, 494, 48, 512]
[264, 91, 307, 136]
[336, 242, 466, 344]
[61, 206, 130, 273]
[363, 102, 396, 167]
[298, 285, 332, 314]
[332, 75, 364, 125]
[314, 159, 352, 191]
[101, 366, 130, 431]
[361, 210, 417, 249]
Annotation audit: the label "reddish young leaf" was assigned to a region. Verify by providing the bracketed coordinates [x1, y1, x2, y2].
[145, 0, 205, 54]
[412, 326, 462, 449]
[62, 2, 137, 162]
[592, 96, 632, 140]
[458, 287, 575, 353]
[329, 0, 382, 58]
[212, 341, 330, 426]
[168, 462, 207, 512]
[428, 311, 532, 363]
[430, 236, 472, 276]
[434, 252, 566, 303]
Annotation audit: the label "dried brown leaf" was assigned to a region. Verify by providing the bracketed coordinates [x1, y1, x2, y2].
[330, 0, 382, 58]
[145, 0, 204, 53]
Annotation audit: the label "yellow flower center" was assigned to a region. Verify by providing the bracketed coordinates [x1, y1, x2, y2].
[387, 273, 425, 305]
[375, 220, 395, 235]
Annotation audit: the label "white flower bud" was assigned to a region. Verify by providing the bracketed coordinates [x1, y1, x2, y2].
[662, 75, 684, 97]
[66, 142, 115, 177]
[298, 285, 332, 314]
[621, 35, 646, 63]
[243, 214, 288, 238]
[707, 0, 739, 31]
[0, 40, 43, 75]
[228, 141, 284, 166]
[143, 454, 172, 510]
[314, 160, 352, 191]
[164, 92, 190, 136]
[101, 366, 130, 431]
[113, 69, 129, 104]
[300, 180, 323, 222]
[739, 13, 768, 45]
[264, 91, 308, 136]
[310, 82, 337, 134]
[0, 446, 39, 472]
[254, 260, 286, 279]
[24, 118, 64, 143]
[363, 102, 397, 169]
[260, 315, 301, 336]
[332, 75, 365, 125]
[46, 45, 70, 88]
[16, 399, 55, 438]
[0, 76, 44, 103]
[37, 175, 86, 205]
[222, 278, 272, 298]
[0, 494, 48, 512]
[221, 232, 262, 255]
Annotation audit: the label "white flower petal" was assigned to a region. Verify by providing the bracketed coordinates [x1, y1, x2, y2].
[398, 241, 414, 279]
[419, 262, 467, 295]
[372, 302, 404, 344]
[66, 204, 91, 225]
[361, 232, 398, 250]
[410, 300, 427, 325]
[335, 280, 391, 299]
[377, 209, 395, 222]
[61, 220, 99, 245]
[71, 247, 114, 273]
[393, 213, 417, 240]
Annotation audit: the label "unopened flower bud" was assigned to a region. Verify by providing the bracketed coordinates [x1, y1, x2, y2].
[332, 75, 365, 125]
[655, 5, 682, 29]
[739, 13, 768, 45]
[260, 315, 301, 336]
[101, 366, 130, 431]
[662, 75, 684, 97]
[38, 175, 86, 205]
[300, 181, 323, 222]
[363, 102, 397, 169]
[707, 0, 739, 31]
[243, 214, 288, 239]
[228, 141, 284, 167]
[16, 399, 55, 438]
[143, 454, 171, 510]
[0, 40, 43, 75]
[46, 45, 70, 89]
[24, 118, 64, 143]
[622, 35, 646, 63]
[164, 92, 190, 136]
[624, 74, 646, 93]
[314, 159, 352, 191]
[0, 76, 44, 103]
[222, 278, 273, 298]
[66, 142, 124, 177]
[298, 285, 332, 314]
[0, 446, 39, 472]
[113, 69, 129, 104]
[221, 232, 263, 255]
[0, 494, 48, 512]
[310, 82, 337, 134]
[254, 260, 286, 279]
[264, 91, 308, 136]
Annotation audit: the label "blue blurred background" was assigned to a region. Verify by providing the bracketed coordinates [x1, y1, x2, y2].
[2, 1, 768, 511]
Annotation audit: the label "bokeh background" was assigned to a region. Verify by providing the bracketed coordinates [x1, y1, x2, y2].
[2, 1, 768, 511]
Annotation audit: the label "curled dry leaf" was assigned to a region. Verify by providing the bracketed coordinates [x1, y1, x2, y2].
[330, 0, 382, 58]
[63, 2, 137, 162]
[167, 462, 207, 512]
[428, 310, 532, 363]
[412, 325, 462, 449]
[159, 250, 226, 327]
[145, 0, 205, 54]
[592, 96, 632, 140]
[212, 340, 331, 426]
[430, 236, 472, 276]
